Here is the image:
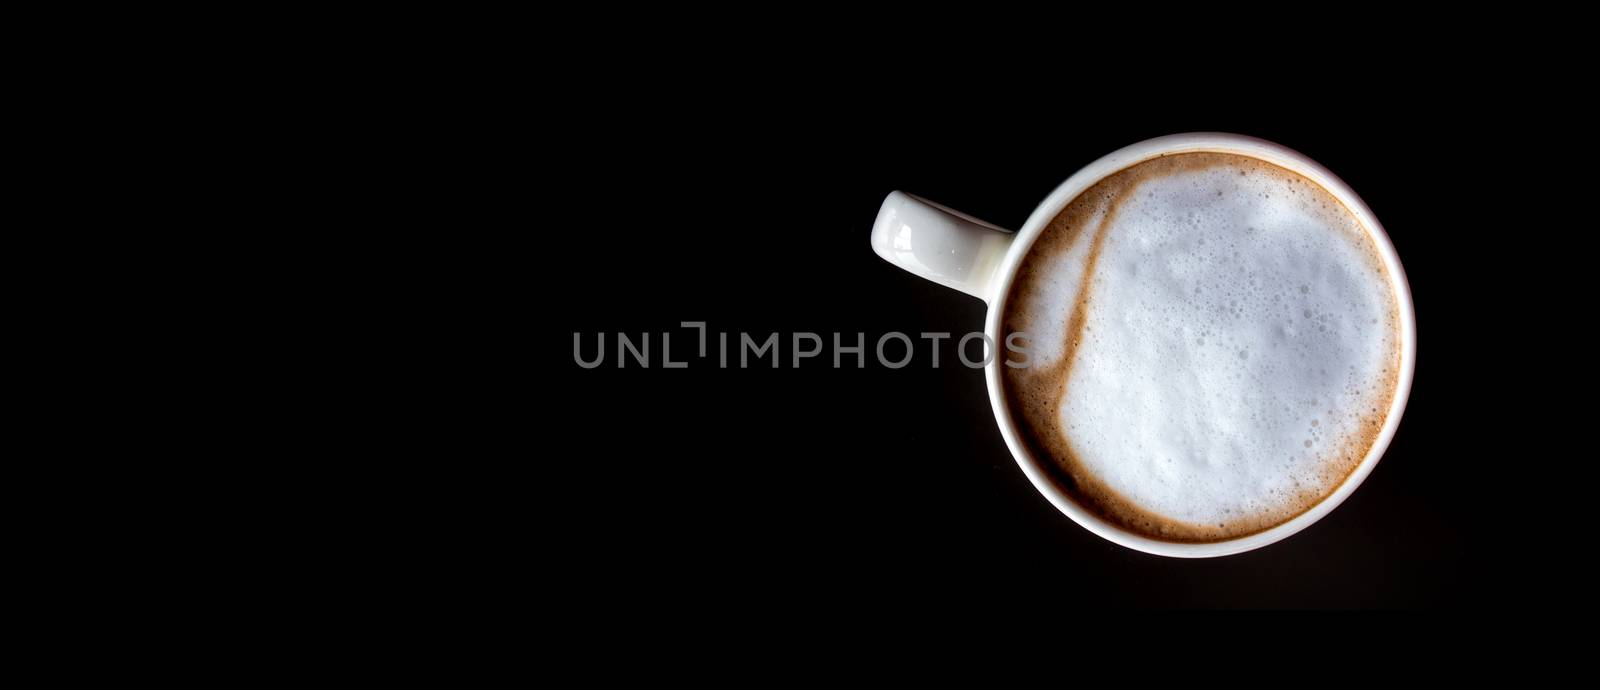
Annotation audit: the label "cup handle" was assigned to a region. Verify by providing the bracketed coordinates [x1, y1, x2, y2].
[870, 191, 1015, 302]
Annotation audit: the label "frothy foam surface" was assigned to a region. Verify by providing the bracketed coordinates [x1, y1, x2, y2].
[1001, 152, 1400, 543]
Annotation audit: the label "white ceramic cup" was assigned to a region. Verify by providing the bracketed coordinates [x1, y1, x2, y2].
[870, 133, 1416, 557]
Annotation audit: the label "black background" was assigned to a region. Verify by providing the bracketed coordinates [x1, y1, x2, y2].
[523, 72, 1526, 612]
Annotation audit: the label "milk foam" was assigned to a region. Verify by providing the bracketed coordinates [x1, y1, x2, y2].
[1002, 153, 1399, 541]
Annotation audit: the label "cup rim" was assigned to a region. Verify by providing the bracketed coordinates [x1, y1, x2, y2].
[982, 132, 1417, 558]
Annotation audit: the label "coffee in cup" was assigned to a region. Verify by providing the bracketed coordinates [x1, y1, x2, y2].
[998, 151, 1401, 542]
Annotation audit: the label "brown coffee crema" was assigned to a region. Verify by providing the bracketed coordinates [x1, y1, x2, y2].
[1000, 152, 1401, 543]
